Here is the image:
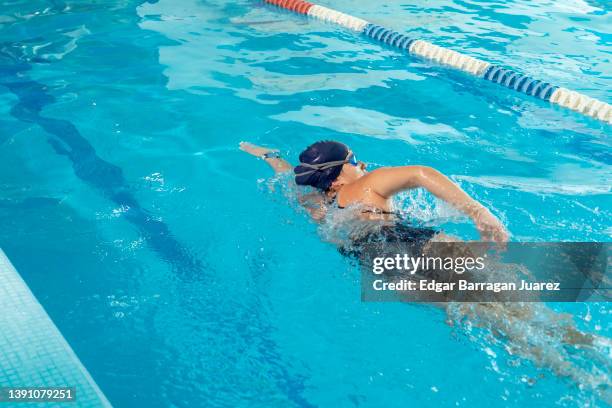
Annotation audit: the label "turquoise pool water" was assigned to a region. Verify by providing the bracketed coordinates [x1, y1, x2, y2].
[0, 0, 610, 407]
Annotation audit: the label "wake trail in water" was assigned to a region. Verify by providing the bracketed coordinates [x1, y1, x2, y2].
[448, 301, 612, 405]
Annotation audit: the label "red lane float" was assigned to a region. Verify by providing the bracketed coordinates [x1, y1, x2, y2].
[263, 0, 314, 15]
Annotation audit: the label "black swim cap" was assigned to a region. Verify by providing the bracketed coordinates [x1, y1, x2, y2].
[294, 141, 349, 191]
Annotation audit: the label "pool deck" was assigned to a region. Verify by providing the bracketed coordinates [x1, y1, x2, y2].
[0, 249, 112, 408]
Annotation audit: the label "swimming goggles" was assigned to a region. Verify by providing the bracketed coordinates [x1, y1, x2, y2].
[295, 152, 358, 177]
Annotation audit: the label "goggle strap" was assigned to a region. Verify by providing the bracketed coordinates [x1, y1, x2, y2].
[295, 154, 356, 177]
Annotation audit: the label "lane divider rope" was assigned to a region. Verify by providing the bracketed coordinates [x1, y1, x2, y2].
[262, 0, 611, 124]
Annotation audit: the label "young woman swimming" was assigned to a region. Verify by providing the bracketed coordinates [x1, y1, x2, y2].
[240, 140, 611, 401]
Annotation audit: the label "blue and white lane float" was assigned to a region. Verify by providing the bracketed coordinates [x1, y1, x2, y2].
[263, 0, 612, 124]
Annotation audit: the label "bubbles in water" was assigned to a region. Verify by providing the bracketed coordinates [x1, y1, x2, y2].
[447, 301, 612, 406]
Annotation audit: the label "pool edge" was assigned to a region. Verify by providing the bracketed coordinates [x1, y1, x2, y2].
[0, 248, 113, 408]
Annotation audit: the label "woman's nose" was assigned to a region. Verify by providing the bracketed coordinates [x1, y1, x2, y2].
[359, 161, 367, 171]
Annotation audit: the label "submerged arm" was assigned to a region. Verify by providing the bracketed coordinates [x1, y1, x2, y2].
[366, 166, 508, 242]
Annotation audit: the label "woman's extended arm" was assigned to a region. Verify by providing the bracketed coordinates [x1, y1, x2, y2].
[240, 142, 329, 221]
[239, 142, 292, 173]
[365, 166, 509, 242]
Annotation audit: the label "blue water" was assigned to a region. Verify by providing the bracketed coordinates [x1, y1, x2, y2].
[0, 0, 610, 407]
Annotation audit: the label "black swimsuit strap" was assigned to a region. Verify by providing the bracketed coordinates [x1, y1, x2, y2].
[361, 209, 397, 215]
[336, 203, 397, 215]
[331, 192, 396, 215]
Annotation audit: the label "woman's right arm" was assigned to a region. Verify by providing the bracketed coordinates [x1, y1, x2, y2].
[240, 141, 329, 221]
[239, 142, 293, 173]
[364, 166, 509, 242]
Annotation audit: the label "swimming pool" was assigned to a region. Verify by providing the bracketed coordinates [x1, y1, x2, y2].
[0, 0, 610, 406]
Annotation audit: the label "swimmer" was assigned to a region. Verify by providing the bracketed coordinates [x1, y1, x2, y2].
[239, 140, 508, 242]
[240, 140, 611, 400]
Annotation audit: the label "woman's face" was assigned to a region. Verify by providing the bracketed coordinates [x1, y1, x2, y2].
[340, 151, 367, 180]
